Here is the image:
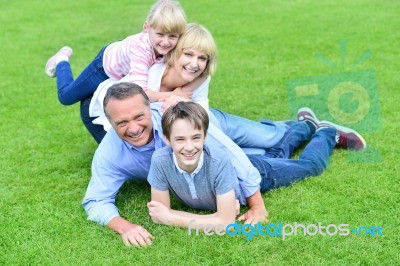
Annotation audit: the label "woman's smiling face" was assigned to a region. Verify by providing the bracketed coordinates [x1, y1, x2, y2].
[173, 48, 208, 83]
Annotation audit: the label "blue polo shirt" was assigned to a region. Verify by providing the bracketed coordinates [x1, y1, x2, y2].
[148, 145, 246, 211]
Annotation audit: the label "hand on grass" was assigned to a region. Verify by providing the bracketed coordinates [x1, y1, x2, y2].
[121, 224, 154, 247]
[237, 204, 268, 225]
[107, 217, 154, 247]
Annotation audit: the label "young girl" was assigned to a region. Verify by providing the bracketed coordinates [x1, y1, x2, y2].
[86, 23, 218, 142]
[45, 0, 187, 106]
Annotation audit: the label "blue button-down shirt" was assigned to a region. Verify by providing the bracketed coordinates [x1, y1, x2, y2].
[82, 103, 261, 226]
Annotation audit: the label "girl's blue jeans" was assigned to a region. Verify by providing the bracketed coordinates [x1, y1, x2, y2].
[55, 46, 108, 105]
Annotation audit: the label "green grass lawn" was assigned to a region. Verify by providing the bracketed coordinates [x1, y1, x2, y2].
[1, 0, 399, 265]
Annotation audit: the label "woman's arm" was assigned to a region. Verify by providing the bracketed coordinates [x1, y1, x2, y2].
[182, 76, 210, 110]
[148, 188, 237, 229]
[157, 75, 210, 112]
[181, 76, 207, 92]
[145, 87, 192, 102]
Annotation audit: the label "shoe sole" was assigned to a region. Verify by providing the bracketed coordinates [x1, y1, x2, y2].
[45, 46, 73, 77]
[297, 107, 320, 125]
[320, 120, 367, 150]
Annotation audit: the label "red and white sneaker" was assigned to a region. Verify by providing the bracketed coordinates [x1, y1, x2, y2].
[319, 120, 367, 151]
[45, 46, 73, 78]
[297, 107, 320, 129]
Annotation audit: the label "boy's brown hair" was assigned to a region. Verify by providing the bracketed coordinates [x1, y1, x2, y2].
[162, 101, 209, 140]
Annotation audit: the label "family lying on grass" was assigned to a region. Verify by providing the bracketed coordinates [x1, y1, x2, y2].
[45, 0, 366, 247]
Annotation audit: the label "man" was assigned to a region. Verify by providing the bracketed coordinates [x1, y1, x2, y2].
[82, 82, 366, 247]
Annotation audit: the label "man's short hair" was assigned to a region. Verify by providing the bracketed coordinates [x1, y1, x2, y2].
[162, 101, 209, 140]
[103, 82, 150, 118]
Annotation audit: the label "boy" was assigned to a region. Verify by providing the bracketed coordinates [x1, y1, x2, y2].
[147, 101, 242, 229]
[147, 102, 366, 230]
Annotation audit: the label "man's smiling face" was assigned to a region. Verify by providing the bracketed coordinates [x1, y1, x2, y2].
[106, 94, 154, 147]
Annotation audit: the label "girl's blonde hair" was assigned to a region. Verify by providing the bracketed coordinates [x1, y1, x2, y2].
[146, 0, 187, 35]
[166, 23, 218, 76]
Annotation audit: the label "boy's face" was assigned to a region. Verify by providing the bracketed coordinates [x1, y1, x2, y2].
[166, 118, 206, 174]
[146, 24, 179, 58]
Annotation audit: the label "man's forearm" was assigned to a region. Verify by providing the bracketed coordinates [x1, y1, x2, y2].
[238, 189, 268, 224]
[107, 216, 131, 234]
[246, 189, 265, 208]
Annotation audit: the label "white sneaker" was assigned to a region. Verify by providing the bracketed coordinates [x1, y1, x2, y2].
[45, 46, 73, 77]
[297, 107, 320, 129]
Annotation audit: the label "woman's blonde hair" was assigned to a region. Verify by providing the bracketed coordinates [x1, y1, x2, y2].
[146, 0, 187, 35]
[166, 23, 218, 76]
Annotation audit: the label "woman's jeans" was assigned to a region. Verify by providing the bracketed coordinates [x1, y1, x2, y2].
[209, 109, 288, 153]
[56, 46, 108, 105]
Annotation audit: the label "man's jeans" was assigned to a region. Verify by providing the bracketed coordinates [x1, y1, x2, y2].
[246, 122, 337, 193]
[80, 96, 107, 144]
[56, 46, 108, 105]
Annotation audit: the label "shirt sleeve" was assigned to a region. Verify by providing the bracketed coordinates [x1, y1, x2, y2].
[82, 152, 128, 226]
[122, 43, 156, 90]
[213, 156, 239, 195]
[206, 123, 261, 198]
[147, 155, 169, 191]
[191, 76, 210, 110]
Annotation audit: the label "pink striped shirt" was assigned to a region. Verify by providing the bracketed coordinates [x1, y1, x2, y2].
[102, 32, 164, 90]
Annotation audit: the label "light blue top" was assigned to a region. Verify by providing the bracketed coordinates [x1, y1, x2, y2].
[82, 102, 262, 226]
[148, 145, 246, 211]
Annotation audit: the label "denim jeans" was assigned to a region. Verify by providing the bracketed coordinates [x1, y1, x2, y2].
[56, 46, 109, 105]
[246, 123, 337, 193]
[80, 95, 107, 144]
[209, 109, 289, 154]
